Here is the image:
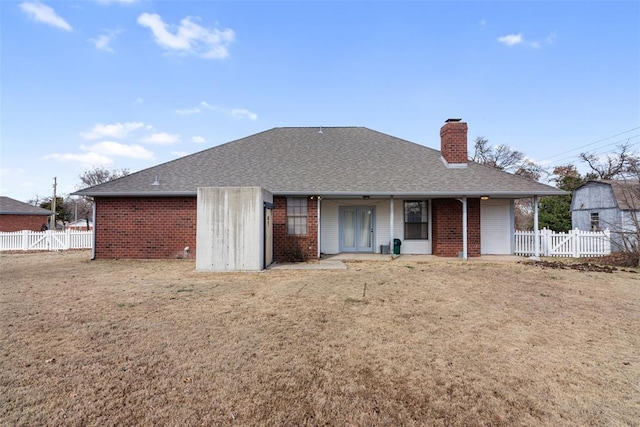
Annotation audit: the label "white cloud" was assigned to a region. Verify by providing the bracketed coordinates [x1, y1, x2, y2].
[81, 141, 154, 160]
[192, 136, 206, 143]
[498, 32, 557, 49]
[142, 132, 180, 145]
[20, 1, 72, 31]
[200, 101, 214, 109]
[171, 151, 190, 157]
[230, 108, 258, 121]
[176, 107, 201, 115]
[90, 30, 121, 53]
[45, 152, 113, 165]
[81, 122, 145, 140]
[137, 13, 235, 59]
[497, 33, 523, 46]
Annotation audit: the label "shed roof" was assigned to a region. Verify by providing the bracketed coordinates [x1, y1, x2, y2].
[581, 180, 640, 210]
[74, 127, 565, 198]
[0, 196, 54, 216]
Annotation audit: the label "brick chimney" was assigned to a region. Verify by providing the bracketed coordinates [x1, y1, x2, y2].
[440, 118, 468, 167]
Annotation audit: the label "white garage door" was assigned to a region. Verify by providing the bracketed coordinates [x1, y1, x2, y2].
[481, 199, 512, 254]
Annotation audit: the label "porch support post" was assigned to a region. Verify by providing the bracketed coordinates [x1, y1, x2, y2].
[461, 197, 468, 260]
[534, 195, 540, 258]
[389, 196, 394, 253]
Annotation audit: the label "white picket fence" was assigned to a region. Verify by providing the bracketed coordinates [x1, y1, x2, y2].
[0, 229, 92, 251]
[514, 228, 611, 258]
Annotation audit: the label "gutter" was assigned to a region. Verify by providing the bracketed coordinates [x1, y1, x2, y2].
[73, 189, 569, 198]
[91, 202, 96, 260]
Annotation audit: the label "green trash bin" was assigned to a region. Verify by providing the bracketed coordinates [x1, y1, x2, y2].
[393, 238, 401, 255]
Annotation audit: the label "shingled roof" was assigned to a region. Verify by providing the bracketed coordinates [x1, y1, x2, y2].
[596, 180, 640, 210]
[74, 127, 565, 198]
[0, 196, 53, 215]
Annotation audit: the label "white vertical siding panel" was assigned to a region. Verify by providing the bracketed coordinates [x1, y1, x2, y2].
[320, 200, 339, 254]
[376, 201, 390, 253]
[481, 199, 512, 254]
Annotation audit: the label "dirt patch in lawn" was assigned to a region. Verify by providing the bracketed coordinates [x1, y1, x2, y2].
[520, 260, 621, 273]
[1, 251, 639, 426]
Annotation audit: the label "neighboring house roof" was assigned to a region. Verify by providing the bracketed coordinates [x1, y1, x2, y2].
[74, 127, 565, 198]
[577, 180, 640, 210]
[0, 196, 54, 216]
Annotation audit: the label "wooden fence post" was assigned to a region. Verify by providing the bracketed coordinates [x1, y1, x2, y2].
[22, 230, 29, 251]
[540, 228, 549, 256]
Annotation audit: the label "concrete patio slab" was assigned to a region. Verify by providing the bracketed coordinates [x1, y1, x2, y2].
[324, 253, 525, 263]
[269, 253, 526, 270]
[268, 260, 347, 270]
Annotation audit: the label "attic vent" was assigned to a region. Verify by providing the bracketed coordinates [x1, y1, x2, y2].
[318, 127, 323, 134]
[151, 175, 160, 186]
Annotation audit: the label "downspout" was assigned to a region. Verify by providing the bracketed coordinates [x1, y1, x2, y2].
[461, 197, 468, 260]
[317, 197, 321, 259]
[389, 196, 394, 254]
[534, 195, 540, 258]
[91, 199, 96, 260]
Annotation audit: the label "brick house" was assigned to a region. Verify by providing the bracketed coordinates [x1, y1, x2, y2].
[0, 196, 53, 232]
[74, 119, 564, 270]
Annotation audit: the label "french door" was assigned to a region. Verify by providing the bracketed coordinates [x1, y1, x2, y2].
[340, 206, 375, 252]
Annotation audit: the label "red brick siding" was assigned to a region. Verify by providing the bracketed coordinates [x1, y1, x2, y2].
[95, 197, 196, 259]
[440, 121, 468, 164]
[273, 196, 318, 261]
[0, 214, 50, 232]
[432, 198, 481, 257]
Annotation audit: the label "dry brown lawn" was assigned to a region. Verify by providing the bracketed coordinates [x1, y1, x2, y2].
[1, 251, 639, 426]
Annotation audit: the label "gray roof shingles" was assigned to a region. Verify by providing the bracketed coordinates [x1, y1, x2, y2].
[0, 196, 54, 215]
[74, 127, 565, 197]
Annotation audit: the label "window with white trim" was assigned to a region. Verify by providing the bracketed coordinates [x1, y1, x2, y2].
[590, 212, 600, 230]
[404, 200, 429, 239]
[287, 197, 307, 235]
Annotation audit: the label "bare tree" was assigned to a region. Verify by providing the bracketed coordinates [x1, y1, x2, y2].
[78, 166, 130, 189]
[472, 137, 545, 179]
[27, 195, 48, 207]
[74, 166, 130, 229]
[472, 137, 547, 229]
[579, 143, 636, 180]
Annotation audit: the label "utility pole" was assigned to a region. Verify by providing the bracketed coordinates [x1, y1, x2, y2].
[50, 177, 57, 230]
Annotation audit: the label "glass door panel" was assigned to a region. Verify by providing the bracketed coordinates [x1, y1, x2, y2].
[358, 208, 373, 250]
[342, 210, 356, 250]
[340, 206, 375, 252]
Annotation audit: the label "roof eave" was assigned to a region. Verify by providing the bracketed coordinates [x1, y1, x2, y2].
[279, 190, 569, 198]
[72, 190, 198, 197]
[0, 211, 53, 215]
[75, 189, 568, 198]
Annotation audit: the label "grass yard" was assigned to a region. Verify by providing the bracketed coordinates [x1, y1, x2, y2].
[1, 251, 639, 426]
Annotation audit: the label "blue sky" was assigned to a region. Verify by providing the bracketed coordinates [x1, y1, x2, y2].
[1, 0, 639, 203]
